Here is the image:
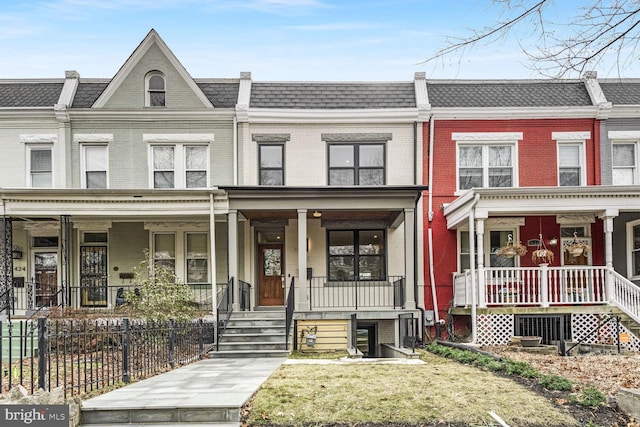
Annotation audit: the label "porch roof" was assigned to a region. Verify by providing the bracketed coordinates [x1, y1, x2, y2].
[443, 186, 640, 229]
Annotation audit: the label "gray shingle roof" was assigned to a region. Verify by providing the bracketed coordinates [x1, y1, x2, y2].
[426, 81, 593, 108]
[0, 82, 63, 107]
[250, 82, 416, 109]
[196, 81, 240, 108]
[71, 82, 109, 108]
[600, 81, 640, 105]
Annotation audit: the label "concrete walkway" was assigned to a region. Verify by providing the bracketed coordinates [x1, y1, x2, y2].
[80, 357, 286, 426]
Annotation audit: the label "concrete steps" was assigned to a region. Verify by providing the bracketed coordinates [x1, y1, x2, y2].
[209, 309, 290, 359]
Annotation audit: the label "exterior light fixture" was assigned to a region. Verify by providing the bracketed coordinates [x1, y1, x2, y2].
[12, 245, 23, 259]
[548, 237, 558, 247]
[312, 211, 322, 218]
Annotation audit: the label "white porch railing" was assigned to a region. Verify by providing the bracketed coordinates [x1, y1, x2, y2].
[453, 265, 611, 308]
[611, 270, 640, 324]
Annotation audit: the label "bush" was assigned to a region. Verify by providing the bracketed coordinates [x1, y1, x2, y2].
[573, 386, 606, 408]
[124, 250, 197, 322]
[540, 374, 573, 391]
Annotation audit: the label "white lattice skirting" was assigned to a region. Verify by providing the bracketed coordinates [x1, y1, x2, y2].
[475, 313, 640, 351]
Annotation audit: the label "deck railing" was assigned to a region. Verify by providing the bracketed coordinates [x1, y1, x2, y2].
[611, 270, 640, 324]
[454, 265, 611, 307]
[308, 276, 405, 310]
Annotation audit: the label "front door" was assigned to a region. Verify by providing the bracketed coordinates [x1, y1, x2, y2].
[34, 252, 58, 308]
[80, 246, 108, 307]
[258, 244, 284, 306]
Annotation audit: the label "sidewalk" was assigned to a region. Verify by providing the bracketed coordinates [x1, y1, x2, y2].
[80, 357, 286, 426]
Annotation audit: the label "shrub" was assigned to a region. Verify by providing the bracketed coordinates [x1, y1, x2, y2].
[573, 386, 606, 408]
[124, 250, 197, 322]
[504, 360, 540, 379]
[540, 374, 573, 391]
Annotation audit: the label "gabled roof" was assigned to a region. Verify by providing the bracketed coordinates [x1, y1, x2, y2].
[92, 29, 212, 108]
[249, 82, 416, 109]
[0, 81, 64, 107]
[599, 80, 640, 105]
[426, 80, 593, 108]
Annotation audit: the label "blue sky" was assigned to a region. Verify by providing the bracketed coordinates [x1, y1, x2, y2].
[0, 0, 636, 81]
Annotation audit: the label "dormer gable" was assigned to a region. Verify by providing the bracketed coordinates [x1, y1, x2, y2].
[92, 29, 212, 109]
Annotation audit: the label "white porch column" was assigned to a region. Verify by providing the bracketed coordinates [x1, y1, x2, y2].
[209, 195, 217, 315]
[297, 209, 309, 311]
[228, 210, 240, 311]
[476, 218, 486, 308]
[404, 208, 416, 310]
[468, 210, 477, 344]
[602, 210, 618, 302]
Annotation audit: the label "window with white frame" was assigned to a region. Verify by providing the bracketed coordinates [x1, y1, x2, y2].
[454, 132, 521, 191]
[150, 144, 209, 189]
[153, 233, 176, 273]
[146, 72, 166, 107]
[612, 142, 638, 185]
[627, 220, 640, 279]
[553, 132, 589, 187]
[557, 144, 584, 186]
[29, 146, 53, 188]
[186, 233, 208, 284]
[82, 145, 108, 189]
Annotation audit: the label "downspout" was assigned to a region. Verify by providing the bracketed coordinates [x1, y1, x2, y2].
[413, 121, 425, 341]
[426, 115, 442, 327]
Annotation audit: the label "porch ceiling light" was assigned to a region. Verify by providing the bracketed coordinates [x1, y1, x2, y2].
[312, 211, 322, 218]
[548, 237, 558, 246]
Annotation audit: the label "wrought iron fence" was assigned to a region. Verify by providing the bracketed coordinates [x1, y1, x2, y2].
[1, 317, 215, 398]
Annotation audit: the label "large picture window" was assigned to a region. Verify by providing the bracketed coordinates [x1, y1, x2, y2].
[328, 143, 385, 185]
[328, 230, 385, 280]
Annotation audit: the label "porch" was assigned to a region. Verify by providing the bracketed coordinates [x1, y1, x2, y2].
[453, 265, 640, 323]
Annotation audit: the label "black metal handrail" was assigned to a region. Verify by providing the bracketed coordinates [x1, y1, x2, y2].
[285, 277, 295, 351]
[0, 286, 13, 319]
[216, 277, 234, 351]
[239, 280, 252, 311]
[563, 315, 622, 356]
[399, 313, 418, 352]
[308, 276, 405, 309]
[350, 313, 358, 353]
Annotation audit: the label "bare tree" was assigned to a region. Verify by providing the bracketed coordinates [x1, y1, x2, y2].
[420, 0, 640, 78]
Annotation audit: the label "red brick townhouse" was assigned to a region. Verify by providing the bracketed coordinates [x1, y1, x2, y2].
[421, 75, 640, 351]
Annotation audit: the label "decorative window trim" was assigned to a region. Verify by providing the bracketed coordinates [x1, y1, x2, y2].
[608, 131, 640, 140]
[252, 134, 290, 143]
[452, 132, 523, 142]
[74, 134, 113, 144]
[556, 215, 595, 225]
[73, 221, 113, 231]
[552, 131, 591, 141]
[626, 219, 640, 280]
[143, 134, 214, 143]
[322, 133, 392, 142]
[20, 134, 58, 144]
[258, 143, 285, 186]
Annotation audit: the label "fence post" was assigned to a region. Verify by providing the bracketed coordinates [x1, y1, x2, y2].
[198, 319, 204, 359]
[37, 317, 47, 391]
[122, 318, 130, 384]
[169, 319, 175, 368]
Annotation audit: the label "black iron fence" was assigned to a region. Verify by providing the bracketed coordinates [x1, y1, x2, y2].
[399, 313, 418, 351]
[1, 317, 215, 398]
[308, 276, 405, 309]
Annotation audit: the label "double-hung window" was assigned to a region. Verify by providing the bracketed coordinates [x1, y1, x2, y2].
[146, 134, 213, 189]
[328, 143, 385, 185]
[609, 132, 640, 185]
[454, 132, 521, 191]
[259, 144, 284, 185]
[627, 220, 640, 280]
[29, 146, 53, 188]
[553, 132, 589, 187]
[328, 230, 385, 280]
[82, 145, 108, 189]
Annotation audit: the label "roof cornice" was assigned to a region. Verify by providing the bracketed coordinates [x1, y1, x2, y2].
[67, 109, 235, 122]
[430, 106, 599, 120]
[607, 105, 640, 118]
[245, 108, 421, 123]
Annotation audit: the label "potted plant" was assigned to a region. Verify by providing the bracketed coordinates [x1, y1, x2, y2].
[520, 336, 542, 347]
[496, 234, 527, 258]
[566, 241, 590, 257]
[531, 234, 554, 264]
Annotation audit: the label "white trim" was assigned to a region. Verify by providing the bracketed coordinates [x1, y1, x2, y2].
[81, 144, 109, 189]
[556, 141, 587, 186]
[145, 71, 166, 107]
[552, 131, 591, 141]
[20, 134, 58, 144]
[556, 214, 595, 224]
[26, 144, 53, 188]
[455, 141, 519, 191]
[148, 144, 211, 189]
[612, 141, 639, 185]
[246, 108, 421, 123]
[143, 134, 215, 143]
[608, 131, 640, 140]
[627, 219, 640, 280]
[452, 132, 523, 141]
[74, 134, 113, 143]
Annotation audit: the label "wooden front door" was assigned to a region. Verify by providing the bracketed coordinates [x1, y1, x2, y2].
[258, 244, 284, 306]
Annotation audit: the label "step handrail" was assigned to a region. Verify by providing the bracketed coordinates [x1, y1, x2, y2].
[285, 277, 295, 351]
[563, 315, 621, 356]
[609, 269, 640, 325]
[216, 277, 234, 351]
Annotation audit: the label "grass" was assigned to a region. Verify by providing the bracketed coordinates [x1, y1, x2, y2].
[244, 349, 580, 426]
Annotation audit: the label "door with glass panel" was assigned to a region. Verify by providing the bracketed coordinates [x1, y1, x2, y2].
[33, 252, 58, 308]
[258, 244, 284, 306]
[80, 246, 108, 307]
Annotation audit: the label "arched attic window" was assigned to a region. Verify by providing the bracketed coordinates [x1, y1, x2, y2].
[146, 71, 166, 107]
